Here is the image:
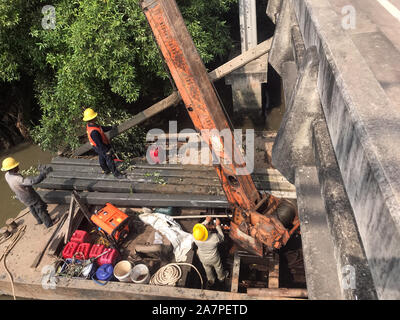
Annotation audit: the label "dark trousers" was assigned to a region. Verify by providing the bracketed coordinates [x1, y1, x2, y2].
[29, 199, 53, 228]
[93, 146, 117, 174]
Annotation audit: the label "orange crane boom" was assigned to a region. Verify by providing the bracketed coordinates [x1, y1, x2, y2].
[140, 0, 299, 256]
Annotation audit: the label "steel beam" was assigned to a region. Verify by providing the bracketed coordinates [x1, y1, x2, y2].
[37, 190, 230, 208]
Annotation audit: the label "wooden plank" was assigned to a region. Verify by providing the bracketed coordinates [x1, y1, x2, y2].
[247, 288, 308, 298]
[65, 197, 77, 243]
[47, 196, 77, 256]
[208, 38, 272, 81]
[73, 92, 181, 156]
[52, 157, 215, 172]
[50, 164, 218, 179]
[37, 178, 223, 195]
[268, 253, 280, 289]
[48, 171, 221, 187]
[231, 252, 241, 293]
[49, 164, 294, 184]
[0, 276, 299, 300]
[51, 157, 293, 177]
[68, 209, 85, 240]
[48, 169, 293, 185]
[30, 213, 68, 269]
[37, 190, 230, 208]
[71, 191, 94, 224]
[38, 177, 295, 198]
[44, 171, 294, 192]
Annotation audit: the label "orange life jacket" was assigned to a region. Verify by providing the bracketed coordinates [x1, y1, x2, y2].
[86, 124, 110, 147]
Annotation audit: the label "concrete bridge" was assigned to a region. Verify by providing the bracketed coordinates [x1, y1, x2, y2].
[259, 0, 400, 300]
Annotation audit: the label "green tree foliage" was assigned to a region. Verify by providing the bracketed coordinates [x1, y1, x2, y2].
[0, 0, 236, 153]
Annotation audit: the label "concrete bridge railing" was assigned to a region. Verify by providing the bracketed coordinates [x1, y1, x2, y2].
[268, 0, 400, 299]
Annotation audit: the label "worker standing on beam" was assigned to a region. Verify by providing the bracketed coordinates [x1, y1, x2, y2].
[193, 216, 229, 288]
[83, 108, 124, 179]
[1, 157, 57, 228]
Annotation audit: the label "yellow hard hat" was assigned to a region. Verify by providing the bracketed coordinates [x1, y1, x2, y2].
[1, 157, 20, 172]
[193, 224, 208, 242]
[83, 108, 98, 122]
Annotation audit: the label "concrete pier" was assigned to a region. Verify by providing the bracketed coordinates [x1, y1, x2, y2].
[226, 0, 267, 115]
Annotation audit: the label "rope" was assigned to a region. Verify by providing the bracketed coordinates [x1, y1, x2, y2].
[14, 208, 30, 221]
[150, 264, 181, 286]
[0, 233, 13, 246]
[149, 263, 203, 289]
[0, 225, 26, 300]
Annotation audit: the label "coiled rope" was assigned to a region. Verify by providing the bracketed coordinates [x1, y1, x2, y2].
[149, 263, 203, 289]
[0, 225, 26, 300]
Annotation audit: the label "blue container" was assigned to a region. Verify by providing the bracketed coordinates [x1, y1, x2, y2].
[96, 264, 114, 281]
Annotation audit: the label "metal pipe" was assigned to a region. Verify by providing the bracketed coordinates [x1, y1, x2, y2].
[170, 215, 231, 220]
[247, 288, 308, 298]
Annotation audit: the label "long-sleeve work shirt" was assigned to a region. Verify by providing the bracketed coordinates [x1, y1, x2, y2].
[5, 171, 46, 206]
[194, 219, 224, 264]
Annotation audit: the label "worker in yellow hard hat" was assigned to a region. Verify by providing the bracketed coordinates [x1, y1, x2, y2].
[2, 157, 57, 228]
[193, 216, 229, 288]
[83, 108, 124, 179]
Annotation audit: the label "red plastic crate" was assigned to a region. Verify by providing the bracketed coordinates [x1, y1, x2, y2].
[74, 243, 92, 260]
[89, 244, 105, 261]
[97, 248, 119, 266]
[62, 242, 79, 260]
[70, 230, 90, 244]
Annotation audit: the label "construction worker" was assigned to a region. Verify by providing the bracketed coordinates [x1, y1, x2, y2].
[193, 216, 229, 288]
[2, 157, 56, 228]
[83, 108, 124, 179]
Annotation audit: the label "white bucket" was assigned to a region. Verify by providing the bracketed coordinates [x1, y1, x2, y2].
[113, 260, 133, 282]
[130, 264, 150, 284]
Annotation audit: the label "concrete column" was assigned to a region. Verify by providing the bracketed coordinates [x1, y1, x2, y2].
[239, 0, 257, 51]
[226, 0, 267, 117]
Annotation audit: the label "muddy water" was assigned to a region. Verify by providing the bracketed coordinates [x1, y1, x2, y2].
[0, 142, 53, 227]
[0, 143, 53, 300]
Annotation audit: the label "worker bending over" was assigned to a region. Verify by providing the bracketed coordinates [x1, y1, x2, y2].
[193, 216, 229, 287]
[2, 157, 56, 228]
[83, 108, 124, 179]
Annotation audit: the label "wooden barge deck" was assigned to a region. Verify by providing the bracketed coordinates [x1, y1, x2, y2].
[0, 154, 306, 300]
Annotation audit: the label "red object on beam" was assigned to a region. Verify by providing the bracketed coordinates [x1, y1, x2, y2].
[75, 243, 92, 260]
[70, 230, 90, 244]
[62, 242, 79, 260]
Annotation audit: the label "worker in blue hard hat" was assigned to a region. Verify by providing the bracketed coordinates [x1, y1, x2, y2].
[193, 216, 229, 288]
[83, 108, 125, 179]
[1, 157, 57, 228]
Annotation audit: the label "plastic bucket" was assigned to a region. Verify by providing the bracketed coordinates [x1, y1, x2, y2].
[130, 264, 150, 284]
[113, 260, 133, 282]
[95, 264, 114, 281]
